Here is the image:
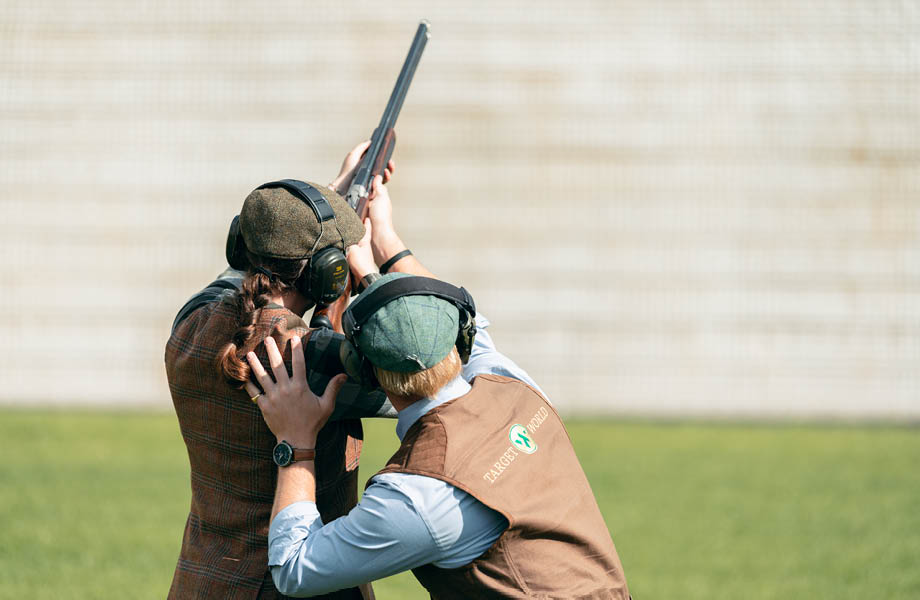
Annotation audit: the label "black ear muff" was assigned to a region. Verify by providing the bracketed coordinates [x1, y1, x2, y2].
[303, 247, 349, 305]
[339, 337, 379, 388]
[225, 215, 249, 270]
[455, 308, 476, 363]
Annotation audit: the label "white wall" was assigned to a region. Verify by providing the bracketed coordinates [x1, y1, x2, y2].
[1, 0, 917, 418]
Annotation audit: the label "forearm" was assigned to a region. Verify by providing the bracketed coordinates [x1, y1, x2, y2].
[268, 479, 444, 597]
[373, 228, 435, 278]
[272, 455, 317, 521]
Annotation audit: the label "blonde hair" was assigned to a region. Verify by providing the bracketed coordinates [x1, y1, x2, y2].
[375, 347, 462, 399]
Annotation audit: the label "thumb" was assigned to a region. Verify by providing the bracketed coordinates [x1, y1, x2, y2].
[321, 373, 348, 404]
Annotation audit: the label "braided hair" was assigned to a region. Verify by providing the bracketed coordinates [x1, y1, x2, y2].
[216, 253, 308, 388]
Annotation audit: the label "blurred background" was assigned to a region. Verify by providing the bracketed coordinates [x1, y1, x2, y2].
[1, 0, 917, 418]
[1, 2, 918, 599]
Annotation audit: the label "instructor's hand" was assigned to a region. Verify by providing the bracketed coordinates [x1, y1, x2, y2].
[245, 336, 346, 447]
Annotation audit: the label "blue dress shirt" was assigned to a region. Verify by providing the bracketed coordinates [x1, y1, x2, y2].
[267, 314, 547, 596]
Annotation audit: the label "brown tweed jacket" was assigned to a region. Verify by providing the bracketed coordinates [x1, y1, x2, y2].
[166, 288, 372, 599]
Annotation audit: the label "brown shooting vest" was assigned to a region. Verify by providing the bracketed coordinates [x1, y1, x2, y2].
[374, 374, 630, 599]
[166, 301, 369, 600]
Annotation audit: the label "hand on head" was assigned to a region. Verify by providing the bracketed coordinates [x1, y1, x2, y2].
[245, 336, 346, 447]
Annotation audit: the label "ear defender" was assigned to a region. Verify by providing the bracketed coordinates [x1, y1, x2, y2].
[305, 247, 349, 305]
[455, 308, 475, 363]
[338, 337, 379, 388]
[225, 215, 250, 271]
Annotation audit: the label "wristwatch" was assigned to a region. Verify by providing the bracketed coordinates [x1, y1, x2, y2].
[272, 440, 316, 467]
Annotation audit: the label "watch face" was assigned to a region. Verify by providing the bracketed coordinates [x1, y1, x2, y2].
[273, 442, 293, 466]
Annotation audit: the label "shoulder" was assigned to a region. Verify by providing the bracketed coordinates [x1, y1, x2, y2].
[171, 270, 244, 332]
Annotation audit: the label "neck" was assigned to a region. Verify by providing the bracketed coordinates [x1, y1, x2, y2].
[270, 290, 311, 317]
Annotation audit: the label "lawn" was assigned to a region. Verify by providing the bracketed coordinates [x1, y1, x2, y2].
[0, 410, 917, 599]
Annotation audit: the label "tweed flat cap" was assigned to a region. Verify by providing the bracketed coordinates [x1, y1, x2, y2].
[239, 182, 365, 259]
[353, 273, 460, 373]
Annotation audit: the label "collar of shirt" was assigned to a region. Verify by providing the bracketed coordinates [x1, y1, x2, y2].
[395, 375, 472, 441]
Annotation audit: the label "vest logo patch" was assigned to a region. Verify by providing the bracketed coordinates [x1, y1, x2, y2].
[509, 424, 537, 454]
[483, 407, 550, 485]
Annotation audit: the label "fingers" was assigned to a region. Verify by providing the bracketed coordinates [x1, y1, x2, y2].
[347, 140, 371, 162]
[244, 381, 261, 399]
[246, 351, 275, 394]
[290, 335, 306, 385]
[354, 140, 371, 157]
[320, 374, 348, 414]
[382, 158, 396, 183]
[369, 174, 384, 199]
[264, 336, 289, 386]
[369, 174, 381, 199]
[362, 217, 373, 242]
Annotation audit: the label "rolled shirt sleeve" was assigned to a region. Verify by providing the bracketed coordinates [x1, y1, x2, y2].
[268, 478, 442, 597]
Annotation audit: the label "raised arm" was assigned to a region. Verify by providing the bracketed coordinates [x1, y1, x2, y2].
[345, 175, 436, 280]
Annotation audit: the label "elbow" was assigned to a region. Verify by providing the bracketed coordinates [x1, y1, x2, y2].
[271, 563, 336, 598]
[271, 564, 305, 598]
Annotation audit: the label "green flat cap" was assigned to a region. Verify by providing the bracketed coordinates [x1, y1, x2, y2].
[354, 273, 460, 373]
[239, 182, 365, 259]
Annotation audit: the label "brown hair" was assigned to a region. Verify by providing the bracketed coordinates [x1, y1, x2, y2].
[217, 253, 308, 388]
[374, 347, 462, 399]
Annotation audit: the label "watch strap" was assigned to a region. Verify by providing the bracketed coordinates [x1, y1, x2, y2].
[291, 448, 316, 462]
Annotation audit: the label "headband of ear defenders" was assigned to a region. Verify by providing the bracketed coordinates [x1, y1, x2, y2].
[342, 276, 476, 341]
[256, 179, 336, 223]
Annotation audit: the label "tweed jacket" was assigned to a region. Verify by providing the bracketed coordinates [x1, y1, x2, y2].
[166, 274, 382, 599]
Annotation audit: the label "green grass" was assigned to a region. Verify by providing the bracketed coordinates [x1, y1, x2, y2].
[0, 411, 917, 599]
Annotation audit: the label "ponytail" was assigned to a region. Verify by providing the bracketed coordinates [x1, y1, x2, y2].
[217, 255, 308, 388]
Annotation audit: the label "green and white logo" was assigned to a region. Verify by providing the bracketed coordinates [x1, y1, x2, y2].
[509, 424, 537, 454]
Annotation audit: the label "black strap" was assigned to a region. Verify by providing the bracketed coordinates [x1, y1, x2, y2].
[380, 249, 413, 274]
[256, 179, 335, 222]
[253, 266, 277, 282]
[343, 276, 475, 339]
[171, 279, 240, 332]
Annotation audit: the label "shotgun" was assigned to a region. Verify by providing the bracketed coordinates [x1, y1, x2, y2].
[310, 20, 430, 330]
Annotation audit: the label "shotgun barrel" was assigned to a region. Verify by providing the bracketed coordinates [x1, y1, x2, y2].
[345, 20, 430, 218]
[309, 21, 430, 331]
